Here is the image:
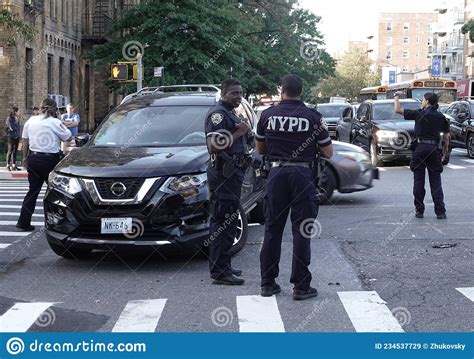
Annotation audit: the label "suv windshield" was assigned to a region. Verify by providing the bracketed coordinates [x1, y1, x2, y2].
[317, 105, 350, 117]
[373, 102, 421, 121]
[92, 106, 209, 147]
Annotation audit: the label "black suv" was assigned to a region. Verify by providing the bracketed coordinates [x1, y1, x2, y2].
[44, 92, 265, 259]
[444, 99, 474, 158]
[351, 99, 423, 167]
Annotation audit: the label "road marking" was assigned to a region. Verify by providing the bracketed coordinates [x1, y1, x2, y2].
[0, 221, 43, 226]
[0, 212, 42, 218]
[0, 243, 12, 249]
[0, 194, 45, 197]
[0, 302, 56, 332]
[378, 168, 387, 172]
[452, 148, 465, 153]
[461, 159, 474, 164]
[445, 164, 465, 169]
[337, 291, 404, 332]
[0, 191, 45, 194]
[236, 295, 285, 332]
[0, 205, 42, 210]
[456, 287, 474, 302]
[112, 299, 167, 332]
[0, 231, 34, 236]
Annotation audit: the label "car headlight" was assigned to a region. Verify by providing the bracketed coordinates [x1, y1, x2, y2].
[48, 172, 82, 195]
[376, 130, 398, 139]
[160, 173, 207, 198]
[336, 151, 369, 162]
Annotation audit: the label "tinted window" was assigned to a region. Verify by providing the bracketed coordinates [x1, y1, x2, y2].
[92, 106, 209, 147]
[317, 105, 350, 117]
[411, 89, 456, 103]
[373, 102, 421, 121]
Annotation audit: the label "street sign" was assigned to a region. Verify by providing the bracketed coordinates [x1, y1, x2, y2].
[388, 71, 396, 85]
[431, 58, 441, 77]
[154, 67, 164, 77]
[111, 64, 128, 80]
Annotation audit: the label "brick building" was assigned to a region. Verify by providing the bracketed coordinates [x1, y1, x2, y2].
[377, 13, 438, 80]
[465, 0, 474, 78]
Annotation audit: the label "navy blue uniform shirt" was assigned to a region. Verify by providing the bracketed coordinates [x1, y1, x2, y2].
[205, 100, 245, 155]
[256, 99, 331, 161]
[403, 107, 450, 140]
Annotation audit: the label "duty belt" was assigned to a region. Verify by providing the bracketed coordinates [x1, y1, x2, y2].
[416, 139, 438, 144]
[270, 161, 312, 168]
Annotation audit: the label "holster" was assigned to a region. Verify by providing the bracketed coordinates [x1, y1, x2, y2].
[409, 139, 418, 152]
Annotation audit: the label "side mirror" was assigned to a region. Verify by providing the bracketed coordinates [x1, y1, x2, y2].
[457, 113, 467, 121]
[343, 117, 352, 123]
[75, 134, 90, 147]
[341, 107, 352, 119]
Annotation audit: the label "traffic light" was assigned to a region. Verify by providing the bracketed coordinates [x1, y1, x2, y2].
[111, 64, 128, 80]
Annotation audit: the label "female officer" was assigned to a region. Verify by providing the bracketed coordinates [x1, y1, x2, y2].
[394, 92, 449, 219]
[16, 99, 71, 231]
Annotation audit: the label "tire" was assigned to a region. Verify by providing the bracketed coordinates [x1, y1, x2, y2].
[370, 140, 384, 167]
[47, 237, 92, 259]
[318, 165, 337, 205]
[467, 133, 474, 159]
[230, 204, 248, 255]
[249, 200, 265, 224]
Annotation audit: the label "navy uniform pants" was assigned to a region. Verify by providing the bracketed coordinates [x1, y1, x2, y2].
[410, 143, 446, 215]
[18, 153, 61, 227]
[207, 166, 244, 279]
[260, 167, 318, 291]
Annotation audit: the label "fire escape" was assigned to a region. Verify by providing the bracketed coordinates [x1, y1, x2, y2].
[82, 0, 113, 44]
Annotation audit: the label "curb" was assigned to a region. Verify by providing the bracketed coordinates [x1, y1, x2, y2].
[0, 170, 28, 180]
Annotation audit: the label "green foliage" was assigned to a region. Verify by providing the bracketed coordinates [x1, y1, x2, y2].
[0, 9, 36, 46]
[313, 48, 380, 102]
[87, 0, 335, 96]
[461, 19, 474, 43]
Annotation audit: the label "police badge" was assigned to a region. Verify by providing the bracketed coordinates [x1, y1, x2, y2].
[211, 112, 224, 125]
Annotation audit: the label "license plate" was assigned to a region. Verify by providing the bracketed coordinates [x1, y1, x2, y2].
[101, 218, 132, 234]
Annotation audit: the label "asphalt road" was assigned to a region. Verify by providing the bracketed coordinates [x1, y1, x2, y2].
[0, 149, 472, 332]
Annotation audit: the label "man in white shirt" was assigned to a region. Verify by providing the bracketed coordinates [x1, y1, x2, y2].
[61, 103, 80, 136]
[16, 99, 71, 231]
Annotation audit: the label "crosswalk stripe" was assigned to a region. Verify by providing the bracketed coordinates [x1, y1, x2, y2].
[112, 299, 167, 332]
[0, 194, 45, 197]
[0, 221, 43, 226]
[0, 243, 12, 249]
[0, 187, 35, 190]
[452, 148, 465, 153]
[378, 168, 387, 171]
[236, 295, 285, 332]
[0, 199, 40, 202]
[461, 159, 474, 164]
[0, 205, 42, 210]
[0, 191, 45, 194]
[456, 287, 474, 302]
[338, 291, 404, 332]
[0, 212, 42, 218]
[446, 164, 466, 169]
[0, 231, 34, 236]
[0, 302, 56, 332]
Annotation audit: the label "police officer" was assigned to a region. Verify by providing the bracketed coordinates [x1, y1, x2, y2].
[205, 79, 250, 285]
[16, 99, 71, 231]
[256, 74, 333, 300]
[394, 92, 449, 219]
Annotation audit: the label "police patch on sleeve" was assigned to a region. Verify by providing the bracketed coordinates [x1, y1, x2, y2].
[210, 112, 224, 125]
[320, 117, 328, 130]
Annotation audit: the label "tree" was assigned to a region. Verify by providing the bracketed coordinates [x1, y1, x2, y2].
[313, 48, 380, 102]
[0, 8, 36, 46]
[461, 19, 474, 43]
[88, 0, 335, 96]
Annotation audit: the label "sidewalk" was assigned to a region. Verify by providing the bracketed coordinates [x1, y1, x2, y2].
[0, 167, 28, 180]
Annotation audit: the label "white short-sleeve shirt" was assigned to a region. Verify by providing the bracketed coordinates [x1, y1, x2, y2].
[22, 115, 71, 153]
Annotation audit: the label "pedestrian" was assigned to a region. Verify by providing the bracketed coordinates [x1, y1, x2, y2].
[32, 106, 40, 116]
[256, 74, 333, 300]
[61, 103, 80, 136]
[394, 92, 449, 219]
[16, 98, 71, 231]
[5, 106, 22, 171]
[205, 79, 250, 285]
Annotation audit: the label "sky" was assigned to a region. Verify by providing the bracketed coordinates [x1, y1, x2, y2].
[300, 0, 438, 56]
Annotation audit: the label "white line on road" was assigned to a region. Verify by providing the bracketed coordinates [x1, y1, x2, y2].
[0, 231, 34, 236]
[337, 291, 404, 332]
[461, 159, 474, 164]
[0, 243, 12, 249]
[456, 287, 474, 302]
[236, 295, 285, 332]
[451, 148, 466, 153]
[0, 205, 42, 210]
[0, 191, 45, 194]
[112, 299, 167, 332]
[446, 164, 466, 169]
[0, 221, 43, 226]
[378, 168, 387, 172]
[0, 194, 45, 197]
[0, 212, 42, 218]
[0, 302, 56, 332]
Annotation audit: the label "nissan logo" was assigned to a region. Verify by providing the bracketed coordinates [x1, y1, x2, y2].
[110, 182, 127, 197]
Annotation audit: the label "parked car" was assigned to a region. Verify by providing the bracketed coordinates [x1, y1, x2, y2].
[444, 99, 474, 158]
[316, 103, 355, 139]
[44, 92, 265, 259]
